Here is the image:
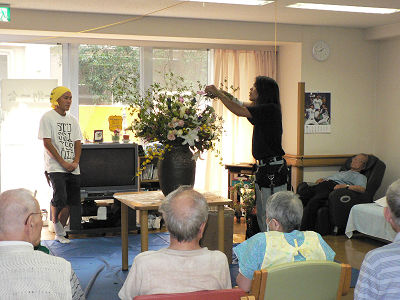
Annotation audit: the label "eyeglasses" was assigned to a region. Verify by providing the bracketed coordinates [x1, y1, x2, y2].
[24, 211, 43, 225]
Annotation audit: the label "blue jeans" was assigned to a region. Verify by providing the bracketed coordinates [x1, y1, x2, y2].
[255, 183, 287, 232]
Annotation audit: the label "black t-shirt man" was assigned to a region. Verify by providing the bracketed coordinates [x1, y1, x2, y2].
[247, 103, 285, 160]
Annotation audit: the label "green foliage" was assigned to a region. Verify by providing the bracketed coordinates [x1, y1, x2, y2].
[79, 45, 140, 104]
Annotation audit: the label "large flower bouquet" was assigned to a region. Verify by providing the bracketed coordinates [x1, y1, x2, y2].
[125, 73, 224, 173]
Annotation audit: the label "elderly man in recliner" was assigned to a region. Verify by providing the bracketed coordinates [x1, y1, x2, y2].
[300, 153, 368, 231]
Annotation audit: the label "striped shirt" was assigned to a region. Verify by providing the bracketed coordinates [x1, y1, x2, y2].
[355, 232, 400, 300]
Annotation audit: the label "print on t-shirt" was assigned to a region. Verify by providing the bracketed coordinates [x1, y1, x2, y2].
[57, 122, 74, 160]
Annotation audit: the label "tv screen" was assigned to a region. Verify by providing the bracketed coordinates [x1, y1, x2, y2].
[79, 143, 138, 194]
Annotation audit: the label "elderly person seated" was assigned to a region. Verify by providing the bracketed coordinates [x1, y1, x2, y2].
[234, 191, 335, 292]
[0, 188, 85, 299]
[118, 186, 231, 299]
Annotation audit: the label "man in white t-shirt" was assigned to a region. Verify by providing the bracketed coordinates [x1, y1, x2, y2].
[0, 188, 85, 299]
[118, 186, 231, 299]
[38, 86, 82, 243]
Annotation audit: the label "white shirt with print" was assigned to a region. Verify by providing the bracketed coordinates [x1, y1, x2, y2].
[38, 110, 82, 175]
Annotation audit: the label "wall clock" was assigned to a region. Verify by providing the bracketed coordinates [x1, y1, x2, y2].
[312, 40, 330, 61]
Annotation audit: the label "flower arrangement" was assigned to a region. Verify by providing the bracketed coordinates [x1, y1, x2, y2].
[233, 175, 256, 218]
[125, 72, 224, 175]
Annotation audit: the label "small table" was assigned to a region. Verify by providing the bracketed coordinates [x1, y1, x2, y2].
[113, 190, 232, 270]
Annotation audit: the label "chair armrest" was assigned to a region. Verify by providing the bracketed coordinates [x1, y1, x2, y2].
[249, 270, 262, 300]
[328, 189, 370, 229]
[328, 188, 369, 206]
[341, 264, 352, 296]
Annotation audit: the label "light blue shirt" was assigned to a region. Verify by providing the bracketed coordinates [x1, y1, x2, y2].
[355, 232, 400, 300]
[233, 230, 336, 279]
[326, 170, 367, 187]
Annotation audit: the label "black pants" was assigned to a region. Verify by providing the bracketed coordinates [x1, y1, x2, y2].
[299, 180, 337, 230]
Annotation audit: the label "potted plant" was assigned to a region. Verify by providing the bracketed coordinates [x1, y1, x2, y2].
[119, 72, 224, 195]
[111, 129, 121, 143]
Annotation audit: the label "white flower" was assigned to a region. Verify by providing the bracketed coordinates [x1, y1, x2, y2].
[181, 128, 199, 146]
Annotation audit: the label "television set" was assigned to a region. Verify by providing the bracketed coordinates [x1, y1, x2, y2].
[68, 143, 139, 232]
[79, 143, 139, 196]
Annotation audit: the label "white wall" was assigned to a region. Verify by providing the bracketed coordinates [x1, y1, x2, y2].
[278, 43, 302, 155]
[375, 36, 400, 197]
[301, 27, 378, 156]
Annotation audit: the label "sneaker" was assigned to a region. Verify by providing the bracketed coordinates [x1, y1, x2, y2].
[48, 221, 55, 233]
[55, 221, 67, 237]
[55, 235, 71, 244]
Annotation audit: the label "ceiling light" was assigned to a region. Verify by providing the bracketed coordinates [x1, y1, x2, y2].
[287, 3, 400, 14]
[183, 0, 274, 6]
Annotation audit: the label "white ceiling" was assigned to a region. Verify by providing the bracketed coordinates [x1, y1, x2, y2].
[5, 0, 400, 29]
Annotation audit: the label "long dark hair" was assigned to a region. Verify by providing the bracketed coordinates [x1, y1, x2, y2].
[254, 76, 281, 109]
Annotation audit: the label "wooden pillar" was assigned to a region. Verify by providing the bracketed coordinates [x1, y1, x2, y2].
[293, 82, 305, 192]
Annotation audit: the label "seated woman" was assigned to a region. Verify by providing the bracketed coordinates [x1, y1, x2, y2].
[234, 191, 335, 292]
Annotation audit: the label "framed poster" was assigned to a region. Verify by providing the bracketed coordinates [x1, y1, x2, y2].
[94, 130, 103, 143]
[305, 92, 331, 134]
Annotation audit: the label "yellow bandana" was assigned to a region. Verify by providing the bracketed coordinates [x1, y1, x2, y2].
[50, 86, 71, 109]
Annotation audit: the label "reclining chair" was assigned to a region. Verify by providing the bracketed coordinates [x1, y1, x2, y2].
[297, 154, 386, 235]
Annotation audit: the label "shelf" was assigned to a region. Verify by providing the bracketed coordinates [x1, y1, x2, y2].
[138, 156, 159, 190]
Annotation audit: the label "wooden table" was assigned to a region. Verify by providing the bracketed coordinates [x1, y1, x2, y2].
[113, 190, 232, 270]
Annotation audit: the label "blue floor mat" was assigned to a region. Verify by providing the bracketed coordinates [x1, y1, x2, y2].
[43, 235, 359, 300]
[42, 232, 170, 300]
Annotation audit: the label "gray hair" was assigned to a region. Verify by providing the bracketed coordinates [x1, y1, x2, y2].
[159, 186, 208, 242]
[357, 153, 369, 170]
[265, 191, 303, 232]
[0, 189, 36, 235]
[386, 179, 400, 227]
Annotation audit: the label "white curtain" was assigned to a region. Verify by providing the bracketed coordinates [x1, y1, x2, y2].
[195, 49, 277, 196]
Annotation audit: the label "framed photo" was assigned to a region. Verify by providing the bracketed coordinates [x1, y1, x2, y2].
[94, 130, 103, 143]
[304, 92, 331, 134]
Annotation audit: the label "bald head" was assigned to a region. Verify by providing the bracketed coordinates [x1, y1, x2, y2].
[159, 186, 208, 242]
[0, 189, 39, 241]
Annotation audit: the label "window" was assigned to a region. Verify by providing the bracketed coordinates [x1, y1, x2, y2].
[78, 45, 140, 142]
[153, 49, 208, 87]
[0, 43, 62, 210]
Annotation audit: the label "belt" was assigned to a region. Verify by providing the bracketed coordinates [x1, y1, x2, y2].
[258, 156, 283, 166]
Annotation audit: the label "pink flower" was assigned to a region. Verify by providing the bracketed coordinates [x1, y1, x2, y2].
[167, 133, 176, 141]
[179, 97, 184, 103]
[197, 90, 206, 95]
[178, 120, 184, 127]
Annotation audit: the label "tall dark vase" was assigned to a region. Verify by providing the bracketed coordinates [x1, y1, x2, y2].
[157, 145, 196, 196]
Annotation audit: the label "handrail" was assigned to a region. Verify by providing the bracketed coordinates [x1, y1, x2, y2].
[285, 154, 354, 167]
